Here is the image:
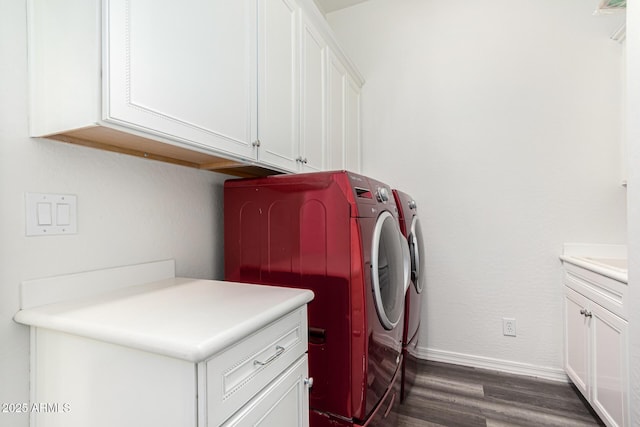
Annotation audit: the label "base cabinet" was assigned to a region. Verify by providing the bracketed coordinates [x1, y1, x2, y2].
[562, 263, 629, 427]
[29, 307, 311, 427]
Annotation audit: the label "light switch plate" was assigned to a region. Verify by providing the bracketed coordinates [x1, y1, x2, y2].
[26, 193, 77, 236]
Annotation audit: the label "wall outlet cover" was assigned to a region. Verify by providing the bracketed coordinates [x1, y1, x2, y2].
[503, 318, 516, 337]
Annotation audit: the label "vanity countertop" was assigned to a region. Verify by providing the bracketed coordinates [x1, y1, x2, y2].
[560, 243, 627, 284]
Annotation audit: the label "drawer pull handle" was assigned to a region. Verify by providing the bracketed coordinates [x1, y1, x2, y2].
[579, 308, 593, 318]
[304, 377, 314, 388]
[254, 345, 285, 367]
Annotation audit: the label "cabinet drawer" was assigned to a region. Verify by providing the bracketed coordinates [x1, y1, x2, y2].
[204, 307, 308, 426]
[562, 263, 627, 320]
[222, 355, 309, 426]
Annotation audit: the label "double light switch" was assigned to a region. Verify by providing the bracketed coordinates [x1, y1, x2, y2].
[26, 193, 77, 236]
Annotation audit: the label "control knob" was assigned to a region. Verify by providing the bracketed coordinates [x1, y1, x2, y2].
[376, 187, 390, 202]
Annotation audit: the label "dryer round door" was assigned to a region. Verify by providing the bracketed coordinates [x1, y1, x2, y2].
[409, 215, 425, 293]
[371, 211, 410, 330]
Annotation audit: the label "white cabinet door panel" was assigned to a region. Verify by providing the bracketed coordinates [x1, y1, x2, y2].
[345, 74, 361, 172]
[564, 288, 589, 397]
[257, 0, 299, 171]
[592, 304, 628, 427]
[106, 0, 257, 159]
[327, 52, 345, 170]
[222, 356, 309, 427]
[300, 16, 327, 172]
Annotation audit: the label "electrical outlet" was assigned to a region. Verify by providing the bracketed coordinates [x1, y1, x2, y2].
[503, 318, 516, 337]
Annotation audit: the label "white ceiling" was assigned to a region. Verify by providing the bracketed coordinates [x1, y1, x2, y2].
[313, 0, 369, 14]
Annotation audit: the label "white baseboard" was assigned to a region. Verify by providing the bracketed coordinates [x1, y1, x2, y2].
[414, 346, 569, 383]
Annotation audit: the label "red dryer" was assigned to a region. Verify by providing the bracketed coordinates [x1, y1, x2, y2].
[392, 189, 425, 402]
[224, 171, 410, 426]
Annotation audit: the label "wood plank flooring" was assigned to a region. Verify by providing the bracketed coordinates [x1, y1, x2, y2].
[396, 359, 604, 427]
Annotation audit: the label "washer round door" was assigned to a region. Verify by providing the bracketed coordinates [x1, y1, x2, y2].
[371, 211, 410, 330]
[409, 215, 425, 294]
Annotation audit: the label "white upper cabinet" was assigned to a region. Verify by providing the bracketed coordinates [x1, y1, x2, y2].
[327, 50, 346, 170]
[256, 0, 300, 172]
[28, 0, 362, 176]
[345, 73, 362, 173]
[326, 45, 362, 173]
[299, 13, 328, 172]
[298, 2, 364, 174]
[106, 0, 257, 160]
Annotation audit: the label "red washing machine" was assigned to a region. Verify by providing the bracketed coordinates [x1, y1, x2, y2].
[392, 190, 425, 402]
[224, 171, 410, 427]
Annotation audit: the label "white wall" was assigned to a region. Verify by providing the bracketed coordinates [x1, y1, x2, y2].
[0, 2, 227, 425]
[328, 0, 627, 377]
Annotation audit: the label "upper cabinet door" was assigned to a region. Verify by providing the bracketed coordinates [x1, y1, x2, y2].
[256, 0, 300, 172]
[299, 15, 327, 172]
[326, 49, 362, 173]
[105, 0, 257, 160]
[327, 50, 346, 171]
[345, 74, 361, 173]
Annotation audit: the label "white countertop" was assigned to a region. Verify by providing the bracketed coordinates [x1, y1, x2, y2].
[560, 243, 628, 283]
[14, 278, 314, 363]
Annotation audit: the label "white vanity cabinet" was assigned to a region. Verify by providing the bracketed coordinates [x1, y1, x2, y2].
[29, 0, 363, 176]
[14, 273, 314, 427]
[561, 259, 629, 427]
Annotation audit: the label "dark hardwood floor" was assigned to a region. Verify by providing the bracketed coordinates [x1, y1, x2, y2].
[396, 359, 604, 427]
